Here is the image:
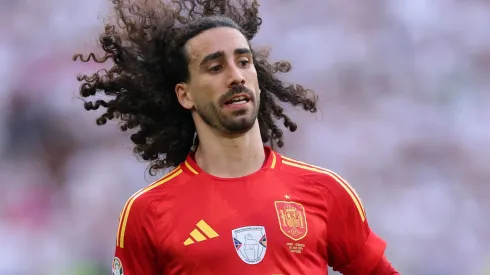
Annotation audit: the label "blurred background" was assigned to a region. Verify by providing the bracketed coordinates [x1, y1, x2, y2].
[0, 0, 489, 274]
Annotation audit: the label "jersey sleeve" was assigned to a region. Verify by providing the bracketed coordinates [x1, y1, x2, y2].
[112, 195, 158, 275]
[324, 173, 388, 275]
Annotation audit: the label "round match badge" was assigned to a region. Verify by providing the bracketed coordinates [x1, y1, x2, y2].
[112, 257, 124, 275]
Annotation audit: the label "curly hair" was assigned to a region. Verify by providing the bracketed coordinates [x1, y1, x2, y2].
[74, 0, 318, 175]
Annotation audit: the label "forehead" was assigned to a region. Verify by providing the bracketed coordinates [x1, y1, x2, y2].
[185, 27, 250, 63]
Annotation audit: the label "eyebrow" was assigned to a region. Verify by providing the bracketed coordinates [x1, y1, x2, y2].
[199, 48, 252, 66]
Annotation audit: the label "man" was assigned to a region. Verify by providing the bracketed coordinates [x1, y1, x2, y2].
[74, 0, 399, 274]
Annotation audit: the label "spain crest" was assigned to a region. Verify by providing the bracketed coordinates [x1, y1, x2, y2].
[274, 201, 308, 241]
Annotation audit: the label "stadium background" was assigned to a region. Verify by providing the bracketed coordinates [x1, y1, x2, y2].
[0, 0, 489, 274]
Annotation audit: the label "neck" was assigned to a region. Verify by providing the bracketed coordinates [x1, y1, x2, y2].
[194, 121, 265, 178]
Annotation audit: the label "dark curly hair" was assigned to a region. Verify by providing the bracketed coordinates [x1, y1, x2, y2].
[74, 0, 318, 175]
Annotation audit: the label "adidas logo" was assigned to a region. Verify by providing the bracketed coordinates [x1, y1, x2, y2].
[184, 219, 219, 246]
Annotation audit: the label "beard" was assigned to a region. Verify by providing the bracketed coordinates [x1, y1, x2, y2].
[195, 85, 260, 135]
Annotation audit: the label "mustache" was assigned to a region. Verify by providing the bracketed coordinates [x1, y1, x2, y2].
[219, 85, 255, 106]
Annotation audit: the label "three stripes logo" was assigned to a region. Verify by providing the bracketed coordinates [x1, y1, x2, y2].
[184, 220, 219, 246]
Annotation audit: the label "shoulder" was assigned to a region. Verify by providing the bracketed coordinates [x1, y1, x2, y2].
[115, 166, 187, 248]
[278, 154, 352, 191]
[277, 154, 366, 221]
[122, 166, 186, 211]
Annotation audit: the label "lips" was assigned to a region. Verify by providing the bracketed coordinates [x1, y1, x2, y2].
[224, 93, 251, 105]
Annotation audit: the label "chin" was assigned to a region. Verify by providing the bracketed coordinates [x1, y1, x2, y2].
[222, 116, 256, 134]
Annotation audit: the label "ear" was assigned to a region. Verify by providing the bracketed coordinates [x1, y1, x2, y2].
[175, 83, 194, 110]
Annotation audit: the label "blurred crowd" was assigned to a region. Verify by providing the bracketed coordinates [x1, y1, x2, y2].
[0, 0, 489, 274]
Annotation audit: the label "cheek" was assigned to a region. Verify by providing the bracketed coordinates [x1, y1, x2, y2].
[245, 67, 259, 84]
[204, 78, 225, 98]
[192, 80, 221, 104]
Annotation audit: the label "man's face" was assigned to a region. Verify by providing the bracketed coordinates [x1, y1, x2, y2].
[175, 27, 260, 135]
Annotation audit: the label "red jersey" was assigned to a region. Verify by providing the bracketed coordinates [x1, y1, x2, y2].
[112, 147, 397, 275]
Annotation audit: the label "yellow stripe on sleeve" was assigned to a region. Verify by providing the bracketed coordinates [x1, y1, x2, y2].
[115, 167, 179, 246]
[116, 167, 182, 248]
[281, 157, 366, 222]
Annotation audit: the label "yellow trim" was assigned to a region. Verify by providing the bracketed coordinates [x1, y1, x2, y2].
[196, 220, 219, 238]
[282, 157, 366, 222]
[117, 168, 183, 248]
[270, 151, 277, 169]
[185, 160, 199, 175]
[328, 170, 366, 217]
[116, 167, 179, 246]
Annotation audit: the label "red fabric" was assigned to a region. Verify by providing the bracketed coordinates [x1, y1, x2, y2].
[333, 232, 388, 274]
[112, 147, 397, 274]
[369, 256, 400, 275]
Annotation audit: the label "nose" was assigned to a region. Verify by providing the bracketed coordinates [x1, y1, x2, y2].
[227, 65, 245, 87]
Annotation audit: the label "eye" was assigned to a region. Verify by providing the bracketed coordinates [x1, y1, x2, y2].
[238, 60, 250, 67]
[208, 65, 223, 73]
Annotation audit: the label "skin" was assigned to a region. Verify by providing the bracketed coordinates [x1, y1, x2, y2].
[175, 27, 265, 178]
